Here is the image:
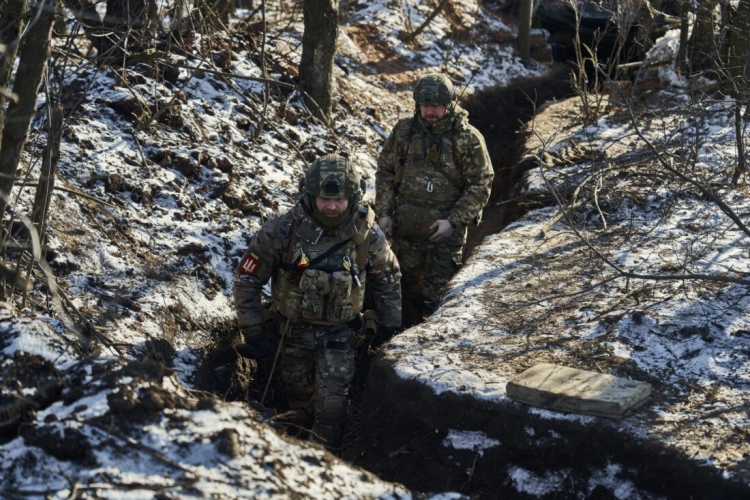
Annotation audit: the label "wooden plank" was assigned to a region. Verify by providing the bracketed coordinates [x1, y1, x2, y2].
[506, 363, 652, 419]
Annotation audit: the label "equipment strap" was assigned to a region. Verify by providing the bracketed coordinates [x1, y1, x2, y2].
[280, 237, 350, 272]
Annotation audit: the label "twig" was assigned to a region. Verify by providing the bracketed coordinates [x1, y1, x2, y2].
[19, 182, 118, 208]
[219, 75, 309, 168]
[539, 164, 620, 237]
[603, 66, 750, 240]
[254, 0, 269, 140]
[169, 62, 295, 88]
[532, 129, 750, 286]
[403, 0, 450, 44]
[262, 314, 291, 406]
[593, 173, 607, 229]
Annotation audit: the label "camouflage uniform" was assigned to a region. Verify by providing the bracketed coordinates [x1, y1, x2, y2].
[233, 155, 401, 448]
[376, 75, 493, 316]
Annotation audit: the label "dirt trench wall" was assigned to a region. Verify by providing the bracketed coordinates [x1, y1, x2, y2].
[355, 356, 750, 499]
[461, 63, 573, 256]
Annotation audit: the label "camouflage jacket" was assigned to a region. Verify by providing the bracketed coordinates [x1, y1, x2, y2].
[375, 105, 493, 241]
[233, 202, 402, 333]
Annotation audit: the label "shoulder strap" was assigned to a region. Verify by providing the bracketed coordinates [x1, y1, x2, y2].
[280, 221, 358, 272]
[281, 219, 301, 269]
[394, 118, 418, 189]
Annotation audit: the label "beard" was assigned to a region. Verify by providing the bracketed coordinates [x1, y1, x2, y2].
[313, 204, 350, 229]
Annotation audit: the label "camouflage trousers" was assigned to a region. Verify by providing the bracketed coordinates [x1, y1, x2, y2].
[279, 324, 356, 433]
[393, 238, 462, 307]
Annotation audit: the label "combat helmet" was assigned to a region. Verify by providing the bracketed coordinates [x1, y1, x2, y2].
[303, 154, 364, 208]
[412, 73, 456, 107]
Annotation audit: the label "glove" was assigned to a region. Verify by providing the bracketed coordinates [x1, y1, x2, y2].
[370, 326, 400, 349]
[236, 331, 277, 359]
[378, 216, 393, 238]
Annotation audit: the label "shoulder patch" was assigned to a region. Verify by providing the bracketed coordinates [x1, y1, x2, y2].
[472, 141, 482, 149]
[239, 252, 260, 274]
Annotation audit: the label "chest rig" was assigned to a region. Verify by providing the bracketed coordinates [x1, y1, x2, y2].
[393, 117, 465, 213]
[272, 206, 373, 325]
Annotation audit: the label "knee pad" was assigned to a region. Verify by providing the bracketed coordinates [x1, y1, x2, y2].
[317, 395, 346, 425]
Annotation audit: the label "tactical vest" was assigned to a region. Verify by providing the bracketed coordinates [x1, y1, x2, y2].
[390, 117, 466, 239]
[272, 206, 374, 325]
[394, 117, 465, 212]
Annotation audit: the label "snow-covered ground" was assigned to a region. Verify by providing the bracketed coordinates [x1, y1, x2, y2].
[379, 29, 750, 495]
[0, 1, 548, 498]
[3, 1, 748, 498]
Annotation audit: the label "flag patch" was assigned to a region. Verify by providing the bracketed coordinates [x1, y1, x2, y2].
[240, 252, 260, 274]
[472, 141, 481, 149]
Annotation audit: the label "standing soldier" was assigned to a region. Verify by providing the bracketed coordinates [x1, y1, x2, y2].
[233, 154, 401, 450]
[376, 73, 493, 326]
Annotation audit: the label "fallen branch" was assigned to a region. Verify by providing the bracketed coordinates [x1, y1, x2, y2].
[403, 0, 450, 44]
[169, 62, 295, 89]
[19, 182, 118, 208]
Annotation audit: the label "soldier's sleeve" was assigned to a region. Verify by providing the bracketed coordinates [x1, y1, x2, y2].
[232, 217, 286, 332]
[448, 127, 494, 228]
[375, 125, 400, 218]
[365, 223, 402, 328]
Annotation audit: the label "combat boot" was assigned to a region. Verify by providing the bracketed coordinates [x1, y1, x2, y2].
[311, 421, 343, 451]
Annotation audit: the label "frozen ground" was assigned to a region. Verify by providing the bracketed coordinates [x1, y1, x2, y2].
[3, 1, 748, 498]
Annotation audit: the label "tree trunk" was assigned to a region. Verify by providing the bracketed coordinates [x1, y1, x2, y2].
[724, 0, 750, 89]
[299, 0, 338, 122]
[687, 0, 721, 75]
[727, 1, 750, 185]
[0, 0, 58, 221]
[676, 0, 689, 74]
[31, 103, 63, 237]
[517, 0, 534, 60]
[0, 0, 31, 139]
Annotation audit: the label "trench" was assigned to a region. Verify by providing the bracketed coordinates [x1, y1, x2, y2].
[193, 64, 587, 496]
[462, 63, 574, 259]
[339, 67, 750, 499]
[339, 66, 593, 494]
[188, 9, 750, 500]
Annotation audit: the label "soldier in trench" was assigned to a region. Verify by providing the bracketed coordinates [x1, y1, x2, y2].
[375, 73, 494, 328]
[232, 154, 402, 450]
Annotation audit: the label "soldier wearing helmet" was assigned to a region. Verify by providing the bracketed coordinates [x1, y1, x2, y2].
[376, 73, 493, 326]
[233, 154, 401, 450]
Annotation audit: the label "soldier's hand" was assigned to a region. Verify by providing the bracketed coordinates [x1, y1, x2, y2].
[378, 216, 393, 238]
[236, 334, 277, 359]
[428, 219, 454, 242]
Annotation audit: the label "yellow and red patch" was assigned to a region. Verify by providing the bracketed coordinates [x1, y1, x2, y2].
[240, 252, 260, 274]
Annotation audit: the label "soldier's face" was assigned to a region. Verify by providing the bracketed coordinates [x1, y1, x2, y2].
[420, 104, 446, 124]
[315, 196, 349, 218]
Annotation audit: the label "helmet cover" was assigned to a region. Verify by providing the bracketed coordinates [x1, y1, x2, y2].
[304, 154, 361, 200]
[413, 73, 456, 106]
